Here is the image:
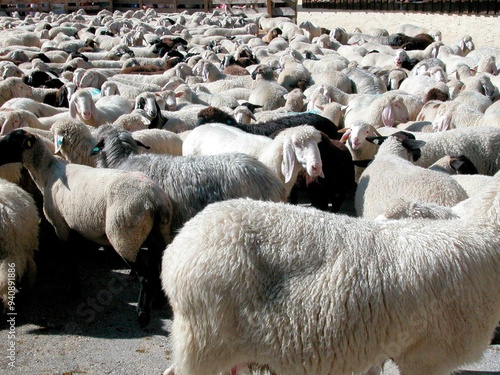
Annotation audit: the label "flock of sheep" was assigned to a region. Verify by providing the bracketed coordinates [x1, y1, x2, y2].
[0, 5, 499, 375]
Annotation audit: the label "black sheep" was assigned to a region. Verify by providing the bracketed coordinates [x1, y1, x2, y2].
[288, 132, 355, 213]
[197, 106, 339, 140]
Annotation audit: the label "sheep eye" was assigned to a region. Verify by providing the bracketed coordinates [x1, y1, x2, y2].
[92, 146, 100, 153]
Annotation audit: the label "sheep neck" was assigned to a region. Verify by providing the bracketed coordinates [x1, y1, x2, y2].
[23, 139, 63, 192]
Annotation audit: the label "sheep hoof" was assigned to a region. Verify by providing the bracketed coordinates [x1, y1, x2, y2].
[138, 311, 151, 329]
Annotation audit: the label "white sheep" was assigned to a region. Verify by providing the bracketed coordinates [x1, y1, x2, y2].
[0, 177, 39, 313]
[113, 109, 151, 132]
[51, 118, 98, 167]
[161, 174, 499, 375]
[2, 98, 68, 118]
[182, 124, 324, 197]
[0, 129, 173, 328]
[69, 88, 133, 127]
[131, 129, 183, 156]
[339, 120, 381, 182]
[0, 78, 33, 107]
[355, 132, 469, 219]
[343, 93, 410, 129]
[414, 126, 500, 175]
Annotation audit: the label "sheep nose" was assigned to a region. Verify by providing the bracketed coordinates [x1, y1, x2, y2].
[309, 163, 323, 177]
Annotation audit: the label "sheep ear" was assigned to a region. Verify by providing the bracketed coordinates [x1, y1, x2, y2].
[54, 134, 64, 154]
[69, 98, 77, 118]
[405, 139, 426, 150]
[90, 98, 98, 120]
[281, 138, 295, 183]
[432, 115, 450, 132]
[450, 159, 465, 172]
[338, 128, 351, 143]
[382, 104, 395, 127]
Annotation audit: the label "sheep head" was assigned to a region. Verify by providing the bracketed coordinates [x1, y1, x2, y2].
[0, 129, 38, 166]
[280, 125, 323, 183]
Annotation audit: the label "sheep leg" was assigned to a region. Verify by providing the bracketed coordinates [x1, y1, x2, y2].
[127, 245, 165, 328]
[126, 255, 154, 328]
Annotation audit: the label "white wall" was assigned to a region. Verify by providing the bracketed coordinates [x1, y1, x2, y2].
[297, 7, 500, 48]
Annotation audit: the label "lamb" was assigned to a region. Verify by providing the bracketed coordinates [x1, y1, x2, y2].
[182, 123, 324, 197]
[0, 177, 39, 313]
[355, 132, 469, 219]
[0, 77, 33, 107]
[161, 174, 500, 375]
[0, 129, 173, 328]
[91, 124, 286, 234]
[69, 88, 133, 127]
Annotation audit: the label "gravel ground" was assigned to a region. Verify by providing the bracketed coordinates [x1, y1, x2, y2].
[1, 195, 499, 375]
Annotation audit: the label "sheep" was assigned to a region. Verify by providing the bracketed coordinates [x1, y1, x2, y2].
[2, 97, 68, 118]
[396, 24, 442, 41]
[414, 126, 500, 175]
[339, 121, 381, 182]
[436, 45, 479, 74]
[0, 77, 33, 107]
[342, 66, 387, 94]
[428, 101, 486, 131]
[453, 90, 492, 113]
[355, 132, 469, 219]
[0, 128, 173, 328]
[261, 27, 282, 44]
[247, 78, 289, 111]
[0, 177, 39, 313]
[343, 93, 410, 129]
[460, 73, 498, 101]
[91, 124, 286, 234]
[131, 129, 183, 156]
[0, 31, 41, 48]
[359, 49, 410, 70]
[182, 123, 324, 198]
[104, 79, 163, 100]
[161, 174, 500, 375]
[289, 132, 355, 213]
[69, 88, 133, 127]
[113, 109, 151, 132]
[0, 108, 55, 135]
[51, 118, 98, 167]
[398, 66, 449, 102]
[196, 106, 339, 140]
[428, 154, 479, 175]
